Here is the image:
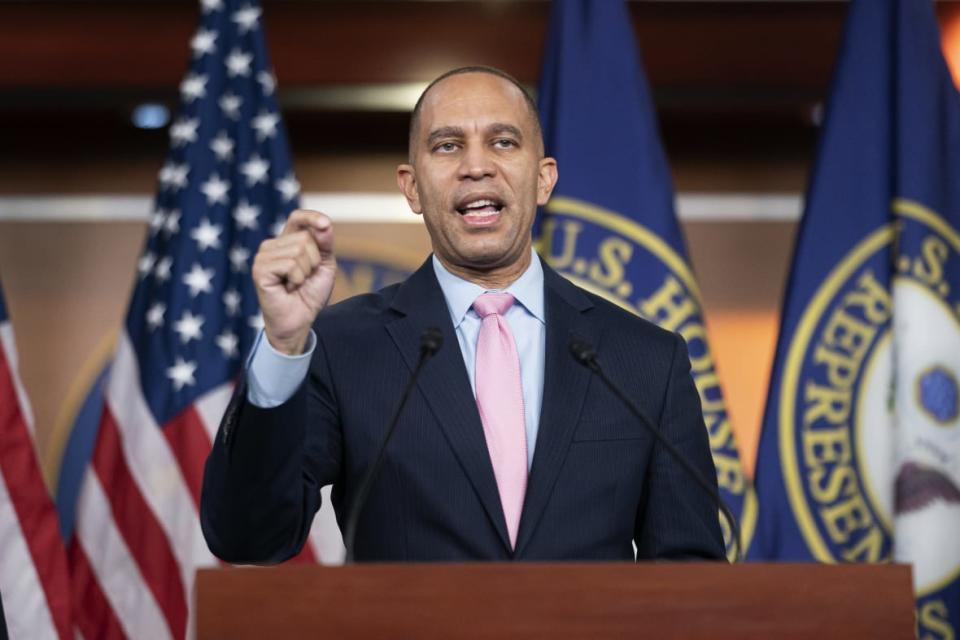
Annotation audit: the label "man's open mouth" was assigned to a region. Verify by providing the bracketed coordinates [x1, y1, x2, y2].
[457, 197, 505, 225]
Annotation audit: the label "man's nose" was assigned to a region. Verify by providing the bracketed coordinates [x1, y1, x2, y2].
[457, 144, 496, 180]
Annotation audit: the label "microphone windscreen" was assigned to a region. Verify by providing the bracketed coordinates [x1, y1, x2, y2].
[420, 327, 443, 356]
[568, 337, 595, 365]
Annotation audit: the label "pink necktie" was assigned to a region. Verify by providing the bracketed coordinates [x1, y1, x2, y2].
[473, 292, 527, 549]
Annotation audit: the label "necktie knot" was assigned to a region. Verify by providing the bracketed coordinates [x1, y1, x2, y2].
[473, 292, 515, 318]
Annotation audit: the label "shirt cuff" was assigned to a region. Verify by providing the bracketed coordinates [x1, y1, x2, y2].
[246, 329, 317, 408]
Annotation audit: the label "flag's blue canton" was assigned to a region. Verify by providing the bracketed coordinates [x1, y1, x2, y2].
[0, 284, 8, 323]
[535, 0, 754, 555]
[126, 0, 300, 426]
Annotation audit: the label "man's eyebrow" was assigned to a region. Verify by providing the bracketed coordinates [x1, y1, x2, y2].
[487, 123, 524, 141]
[425, 123, 526, 147]
[426, 126, 465, 147]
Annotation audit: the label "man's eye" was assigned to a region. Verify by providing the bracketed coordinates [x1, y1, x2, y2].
[494, 139, 517, 149]
[435, 142, 458, 152]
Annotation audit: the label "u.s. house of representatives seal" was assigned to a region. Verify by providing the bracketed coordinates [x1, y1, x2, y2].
[535, 195, 758, 558]
[779, 198, 960, 637]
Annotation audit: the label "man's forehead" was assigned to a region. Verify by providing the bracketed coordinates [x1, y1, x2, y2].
[423, 71, 525, 101]
[418, 72, 531, 128]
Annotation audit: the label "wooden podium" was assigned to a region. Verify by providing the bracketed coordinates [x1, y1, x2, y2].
[195, 563, 914, 639]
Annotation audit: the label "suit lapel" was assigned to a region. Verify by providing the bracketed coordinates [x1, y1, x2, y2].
[515, 264, 598, 555]
[384, 259, 512, 551]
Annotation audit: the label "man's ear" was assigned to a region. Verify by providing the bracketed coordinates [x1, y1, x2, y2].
[536, 157, 559, 206]
[396, 164, 422, 214]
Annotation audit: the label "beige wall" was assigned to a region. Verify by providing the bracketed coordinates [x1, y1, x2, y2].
[0, 211, 791, 490]
[0, 147, 799, 491]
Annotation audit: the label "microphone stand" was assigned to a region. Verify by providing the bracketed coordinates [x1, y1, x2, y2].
[569, 337, 742, 562]
[342, 328, 443, 564]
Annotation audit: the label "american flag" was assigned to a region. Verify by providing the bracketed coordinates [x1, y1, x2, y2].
[0, 281, 72, 639]
[59, 1, 339, 637]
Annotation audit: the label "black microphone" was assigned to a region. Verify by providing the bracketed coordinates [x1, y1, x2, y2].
[342, 327, 443, 564]
[569, 336, 742, 562]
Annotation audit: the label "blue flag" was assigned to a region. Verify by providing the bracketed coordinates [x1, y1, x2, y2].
[750, 0, 960, 635]
[534, 0, 756, 558]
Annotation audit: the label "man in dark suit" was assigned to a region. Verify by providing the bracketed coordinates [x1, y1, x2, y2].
[200, 66, 725, 563]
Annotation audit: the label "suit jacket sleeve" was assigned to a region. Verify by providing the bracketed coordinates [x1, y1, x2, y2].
[200, 334, 342, 564]
[634, 333, 726, 560]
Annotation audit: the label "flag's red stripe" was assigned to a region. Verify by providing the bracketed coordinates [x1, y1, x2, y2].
[290, 539, 317, 563]
[0, 347, 73, 639]
[91, 407, 188, 639]
[162, 406, 212, 510]
[162, 405, 318, 563]
[68, 536, 126, 640]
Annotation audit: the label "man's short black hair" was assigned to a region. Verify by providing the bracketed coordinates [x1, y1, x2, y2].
[408, 65, 543, 158]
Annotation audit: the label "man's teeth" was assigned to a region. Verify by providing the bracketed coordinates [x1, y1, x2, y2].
[466, 199, 496, 209]
[462, 199, 501, 214]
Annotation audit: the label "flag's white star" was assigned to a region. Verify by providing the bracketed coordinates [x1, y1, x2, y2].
[257, 70, 276, 95]
[149, 208, 167, 233]
[166, 356, 197, 391]
[252, 110, 279, 141]
[232, 5, 262, 34]
[233, 200, 260, 230]
[248, 313, 265, 332]
[219, 92, 242, 120]
[179, 73, 208, 103]
[173, 310, 205, 344]
[190, 217, 223, 252]
[191, 29, 217, 57]
[225, 48, 253, 77]
[240, 154, 270, 186]
[159, 162, 189, 191]
[163, 210, 181, 237]
[272, 217, 287, 237]
[154, 256, 173, 283]
[183, 263, 215, 297]
[138, 252, 156, 278]
[223, 289, 242, 316]
[169, 117, 199, 147]
[216, 330, 240, 359]
[210, 130, 234, 162]
[146, 302, 166, 331]
[201, 173, 230, 206]
[229, 245, 251, 272]
[200, 0, 223, 13]
[276, 173, 300, 202]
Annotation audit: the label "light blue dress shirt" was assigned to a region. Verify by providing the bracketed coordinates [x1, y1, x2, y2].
[247, 251, 547, 469]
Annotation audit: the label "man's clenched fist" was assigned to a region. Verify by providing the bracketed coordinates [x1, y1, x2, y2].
[252, 209, 336, 355]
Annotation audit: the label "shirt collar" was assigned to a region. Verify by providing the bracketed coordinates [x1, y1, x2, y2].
[431, 249, 546, 327]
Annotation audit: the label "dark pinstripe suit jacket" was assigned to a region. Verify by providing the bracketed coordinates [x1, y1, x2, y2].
[200, 257, 725, 562]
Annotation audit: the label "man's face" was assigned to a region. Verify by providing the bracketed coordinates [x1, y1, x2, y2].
[397, 73, 558, 277]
